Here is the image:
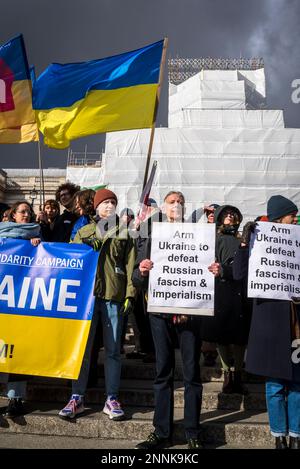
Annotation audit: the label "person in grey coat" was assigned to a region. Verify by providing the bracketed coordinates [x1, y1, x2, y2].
[233, 195, 300, 450]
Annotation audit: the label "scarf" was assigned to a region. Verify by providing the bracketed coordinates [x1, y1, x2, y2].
[0, 222, 41, 240]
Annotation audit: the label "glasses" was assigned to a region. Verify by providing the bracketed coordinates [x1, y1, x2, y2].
[224, 212, 235, 217]
[16, 210, 31, 215]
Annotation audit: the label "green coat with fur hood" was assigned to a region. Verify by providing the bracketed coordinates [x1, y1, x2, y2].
[73, 218, 136, 302]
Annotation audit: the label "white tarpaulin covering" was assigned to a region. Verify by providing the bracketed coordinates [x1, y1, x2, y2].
[101, 127, 300, 221]
[67, 66, 300, 223]
[168, 109, 284, 129]
[169, 68, 266, 113]
[66, 167, 104, 188]
[169, 79, 246, 112]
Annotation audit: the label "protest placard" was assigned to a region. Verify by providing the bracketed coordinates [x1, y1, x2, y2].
[248, 222, 300, 301]
[0, 238, 99, 378]
[148, 222, 215, 315]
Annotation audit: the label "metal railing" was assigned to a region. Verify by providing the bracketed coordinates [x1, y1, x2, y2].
[67, 147, 103, 167]
[168, 57, 264, 85]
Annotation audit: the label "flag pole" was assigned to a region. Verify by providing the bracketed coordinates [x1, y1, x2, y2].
[37, 137, 45, 209]
[142, 37, 168, 189]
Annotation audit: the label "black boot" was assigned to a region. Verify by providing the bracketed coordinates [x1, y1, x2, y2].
[233, 371, 248, 395]
[275, 436, 288, 449]
[5, 398, 25, 418]
[222, 370, 234, 394]
[289, 436, 300, 449]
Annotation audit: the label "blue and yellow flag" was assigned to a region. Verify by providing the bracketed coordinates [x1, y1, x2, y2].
[0, 238, 99, 379]
[0, 35, 38, 144]
[33, 40, 164, 149]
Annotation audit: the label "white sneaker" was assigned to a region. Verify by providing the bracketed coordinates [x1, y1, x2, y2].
[58, 394, 84, 419]
[103, 396, 125, 420]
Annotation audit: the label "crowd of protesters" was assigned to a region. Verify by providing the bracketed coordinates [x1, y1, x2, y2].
[0, 185, 299, 450]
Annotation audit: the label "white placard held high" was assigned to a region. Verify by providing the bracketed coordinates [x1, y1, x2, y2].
[248, 222, 300, 301]
[148, 222, 215, 316]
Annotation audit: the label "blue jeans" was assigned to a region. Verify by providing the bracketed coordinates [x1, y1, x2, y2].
[72, 298, 123, 398]
[266, 378, 300, 437]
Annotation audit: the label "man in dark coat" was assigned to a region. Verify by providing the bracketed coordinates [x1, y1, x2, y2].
[133, 191, 203, 450]
[233, 195, 300, 450]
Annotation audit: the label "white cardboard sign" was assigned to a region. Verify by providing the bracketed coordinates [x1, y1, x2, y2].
[248, 222, 300, 301]
[148, 222, 215, 316]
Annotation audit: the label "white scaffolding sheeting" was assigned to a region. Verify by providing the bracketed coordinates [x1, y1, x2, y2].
[101, 126, 300, 221]
[66, 167, 104, 188]
[168, 109, 284, 129]
[67, 65, 300, 222]
[169, 78, 246, 112]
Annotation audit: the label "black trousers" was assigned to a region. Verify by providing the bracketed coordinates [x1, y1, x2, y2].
[149, 314, 203, 440]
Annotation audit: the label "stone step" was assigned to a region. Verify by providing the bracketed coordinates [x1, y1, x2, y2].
[104, 353, 264, 383]
[0, 400, 272, 447]
[24, 379, 266, 411]
[0, 433, 273, 449]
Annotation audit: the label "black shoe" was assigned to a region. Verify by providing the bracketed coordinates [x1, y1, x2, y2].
[187, 438, 204, 449]
[289, 436, 300, 449]
[134, 432, 172, 450]
[125, 350, 146, 360]
[275, 436, 288, 449]
[5, 398, 25, 418]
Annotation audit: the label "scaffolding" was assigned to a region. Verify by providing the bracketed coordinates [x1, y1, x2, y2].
[168, 57, 264, 85]
[67, 147, 102, 167]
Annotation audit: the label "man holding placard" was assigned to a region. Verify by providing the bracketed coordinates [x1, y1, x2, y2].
[233, 195, 300, 450]
[133, 191, 215, 450]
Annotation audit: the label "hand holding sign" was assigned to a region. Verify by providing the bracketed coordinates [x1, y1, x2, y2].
[241, 221, 257, 246]
[208, 262, 221, 277]
[139, 259, 153, 277]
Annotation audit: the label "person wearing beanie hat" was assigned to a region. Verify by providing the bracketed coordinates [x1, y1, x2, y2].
[59, 188, 136, 422]
[267, 195, 298, 223]
[233, 196, 300, 449]
[93, 188, 118, 211]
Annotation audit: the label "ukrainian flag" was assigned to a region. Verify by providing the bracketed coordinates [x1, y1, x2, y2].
[33, 40, 164, 149]
[0, 35, 38, 144]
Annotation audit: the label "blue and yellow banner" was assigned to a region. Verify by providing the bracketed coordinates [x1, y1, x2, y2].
[33, 40, 164, 149]
[0, 238, 99, 379]
[0, 35, 38, 144]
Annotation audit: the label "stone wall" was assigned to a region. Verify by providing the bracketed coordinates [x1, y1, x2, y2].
[0, 168, 66, 212]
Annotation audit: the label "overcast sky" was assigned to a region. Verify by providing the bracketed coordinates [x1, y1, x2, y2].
[1, 0, 300, 168]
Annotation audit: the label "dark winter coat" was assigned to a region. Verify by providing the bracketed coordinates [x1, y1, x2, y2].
[201, 205, 252, 345]
[50, 210, 78, 242]
[132, 209, 165, 291]
[233, 246, 300, 382]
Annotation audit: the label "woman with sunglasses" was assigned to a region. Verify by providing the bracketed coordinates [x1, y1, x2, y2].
[203, 205, 252, 395]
